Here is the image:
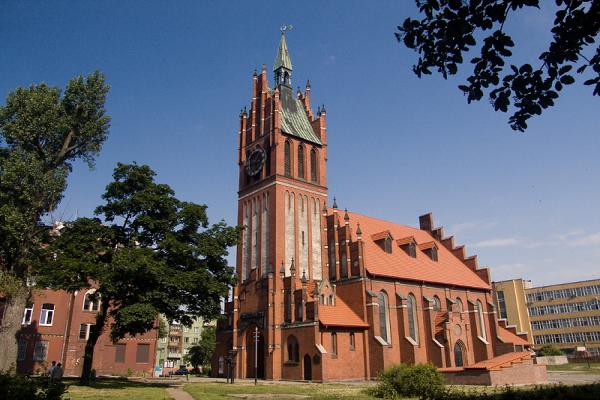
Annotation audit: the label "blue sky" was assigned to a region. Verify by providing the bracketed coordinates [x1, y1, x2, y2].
[2, 1, 598, 286]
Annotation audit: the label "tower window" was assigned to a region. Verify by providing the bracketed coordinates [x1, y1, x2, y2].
[310, 149, 318, 183]
[298, 145, 305, 179]
[284, 141, 291, 177]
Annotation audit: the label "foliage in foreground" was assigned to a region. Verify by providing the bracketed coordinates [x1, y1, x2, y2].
[396, 0, 600, 131]
[436, 383, 600, 400]
[0, 371, 66, 400]
[369, 363, 445, 399]
[185, 326, 216, 371]
[536, 344, 563, 356]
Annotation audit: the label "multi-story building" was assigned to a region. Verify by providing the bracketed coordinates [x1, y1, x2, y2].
[155, 316, 206, 373]
[213, 32, 543, 385]
[493, 278, 600, 355]
[492, 279, 533, 342]
[15, 288, 157, 376]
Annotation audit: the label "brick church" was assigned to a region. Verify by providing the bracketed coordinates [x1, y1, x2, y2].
[214, 32, 543, 384]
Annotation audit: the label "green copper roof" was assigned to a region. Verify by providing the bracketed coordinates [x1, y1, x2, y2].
[279, 86, 322, 145]
[274, 33, 293, 71]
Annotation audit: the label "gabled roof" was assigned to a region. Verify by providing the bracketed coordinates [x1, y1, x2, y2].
[339, 210, 490, 290]
[498, 326, 530, 346]
[396, 236, 416, 246]
[371, 230, 393, 242]
[279, 86, 322, 145]
[318, 297, 369, 328]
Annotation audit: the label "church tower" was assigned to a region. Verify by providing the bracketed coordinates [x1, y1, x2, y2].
[224, 31, 329, 380]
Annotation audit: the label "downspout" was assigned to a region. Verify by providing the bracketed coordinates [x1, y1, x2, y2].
[61, 291, 76, 368]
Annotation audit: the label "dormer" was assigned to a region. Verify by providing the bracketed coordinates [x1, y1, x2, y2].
[396, 236, 417, 258]
[419, 241, 439, 262]
[371, 230, 394, 254]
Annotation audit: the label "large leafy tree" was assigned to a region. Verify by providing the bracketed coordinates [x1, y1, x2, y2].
[396, 0, 600, 131]
[38, 163, 237, 385]
[184, 326, 216, 371]
[0, 72, 110, 371]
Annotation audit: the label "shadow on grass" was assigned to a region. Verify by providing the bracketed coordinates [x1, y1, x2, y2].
[63, 377, 172, 390]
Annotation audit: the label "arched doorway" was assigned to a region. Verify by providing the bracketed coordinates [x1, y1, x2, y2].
[454, 341, 465, 367]
[303, 354, 312, 381]
[245, 326, 265, 379]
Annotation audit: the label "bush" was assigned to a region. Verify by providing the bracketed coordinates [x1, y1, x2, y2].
[436, 383, 600, 400]
[536, 345, 563, 357]
[0, 371, 67, 400]
[370, 363, 445, 399]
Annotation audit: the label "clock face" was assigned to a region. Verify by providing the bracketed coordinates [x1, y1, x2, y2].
[246, 148, 266, 177]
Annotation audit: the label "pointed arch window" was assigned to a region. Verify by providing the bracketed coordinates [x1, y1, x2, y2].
[310, 149, 318, 183]
[456, 297, 464, 313]
[284, 141, 291, 177]
[378, 291, 391, 344]
[331, 332, 338, 356]
[407, 294, 418, 343]
[476, 300, 487, 340]
[287, 335, 299, 362]
[432, 295, 441, 311]
[298, 145, 305, 179]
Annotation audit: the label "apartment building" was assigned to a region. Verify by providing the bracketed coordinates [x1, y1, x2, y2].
[155, 316, 207, 374]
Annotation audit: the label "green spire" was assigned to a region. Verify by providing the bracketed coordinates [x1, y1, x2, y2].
[274, 32, 293, 72]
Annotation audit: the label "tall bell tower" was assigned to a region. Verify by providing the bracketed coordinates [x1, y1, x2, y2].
[226, 30, 329, 380]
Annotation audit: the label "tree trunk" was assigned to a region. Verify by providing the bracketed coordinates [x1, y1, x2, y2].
[79, 300, 108, 385]
[0, 286, 29, 372]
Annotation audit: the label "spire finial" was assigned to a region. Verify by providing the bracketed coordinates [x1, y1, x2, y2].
[290, 258, 296, 275]
[356, 222, 362, 238]
[332, 197, 338, 209]
[301, 270, 307, 284]
[274, 26, 293, 86]
[344, 208, 350, 222]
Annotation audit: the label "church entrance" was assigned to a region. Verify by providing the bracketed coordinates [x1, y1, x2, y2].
[303, 354, 312, 381]
[454, 341, 465, 367]
[245, 325, 265, 379]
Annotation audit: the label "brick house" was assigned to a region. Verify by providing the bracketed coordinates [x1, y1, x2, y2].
[213, 32, 541, 383]
[15, 288, 157, 377]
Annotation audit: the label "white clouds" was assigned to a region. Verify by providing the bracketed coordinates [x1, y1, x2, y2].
[472, 237, 519, 248]
[570, 232, 600, 246]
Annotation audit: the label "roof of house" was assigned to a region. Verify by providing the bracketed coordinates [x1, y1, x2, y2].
[498, 326, 530, 346]
[465, 351, 532, 371]
[274, 33, 293, 71]
[341, 210, 491, 290]
[318, 297, 369, 328]
[279, 86, 322, 145]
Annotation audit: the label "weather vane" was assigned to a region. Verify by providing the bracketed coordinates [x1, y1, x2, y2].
[280, 24, 293, 34]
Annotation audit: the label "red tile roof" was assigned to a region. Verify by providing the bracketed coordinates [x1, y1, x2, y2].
[465, 351, 532, 371]
[339, 210, 490, 290]
[498, 326, 530, 346]
[318, 297, 369, 328]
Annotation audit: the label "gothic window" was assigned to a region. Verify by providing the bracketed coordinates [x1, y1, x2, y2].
[433, 296, 441, 311]
[298, 145, 305, 179]
[287, 335, 299, 362]
[477, 300, 487, 340]
[350, 332, 356, 351]
[331, 332, 338, 356]
[407, 294, 418, 343]
[378, 291, 390, 344]
[456, 297, 464, 313]
[340, 250, 347, 277]
[284, 141, 291, 177]
[310, 149, 318, 182]
[296, 301, 303, 321]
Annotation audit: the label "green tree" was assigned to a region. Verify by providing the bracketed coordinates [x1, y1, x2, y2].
[185, 326, 216, 371]
[0, 72, 110, 371]
[396, 0, 600, 131]
[537, 344, 563, 356]
[37, 163, 237, 385]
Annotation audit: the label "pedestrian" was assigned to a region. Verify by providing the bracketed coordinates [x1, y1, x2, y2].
[47, 361, 56, 378]
[51, 362, 64, 383]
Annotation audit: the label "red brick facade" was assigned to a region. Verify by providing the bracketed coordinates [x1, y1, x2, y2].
[213, 34, 532, 382]
[16, 288, 157, 377]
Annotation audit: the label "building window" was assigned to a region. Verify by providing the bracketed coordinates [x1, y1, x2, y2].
[33, 341, 48, 361]
[496, 290, 507, 319]
[22, 304, 34, 325]
[115, 343, 126, 363]
[384, 237, 392, 254]
[430, 246, 438, 261]
[407, 294, 418, 343]
[349, 332, 355, 351]
[136, 343, 150, 363]
[284, 141, 291, 177]
[310, 149, 318, 182]
[79, 324, 93, 340]
[296, 301, 303, 321]
[39, 303, 54, 326]
[17, 339, 27, 361]
[408, 242, 417, 258]
[287, 335, 299, 363]
[331, 332, 338, 357]
[194, 327, 200, 333]
[476, 300, 487, 340]
[184, 337, 189, 344]
[298, 145, 305, 178]
[378, 291, 391, 344]
[433, 296, 441, 311]
[83, 290, 100, 311]
[218, 356, 224, 374]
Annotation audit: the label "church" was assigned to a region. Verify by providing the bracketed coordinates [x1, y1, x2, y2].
[213, 32, 545, 384]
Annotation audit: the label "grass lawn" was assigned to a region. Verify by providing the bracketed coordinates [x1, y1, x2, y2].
[184, 382, 377, 400]
[546, 362, 600, 374]
[65, 379, 172, 400]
